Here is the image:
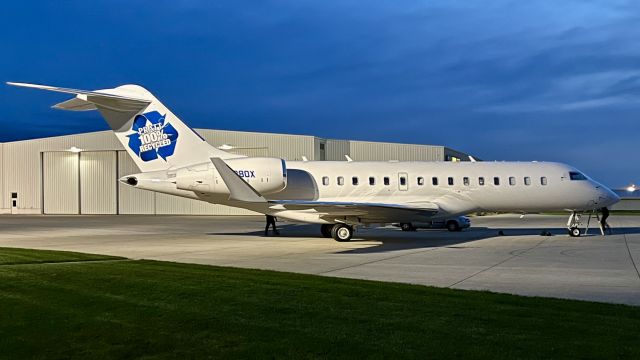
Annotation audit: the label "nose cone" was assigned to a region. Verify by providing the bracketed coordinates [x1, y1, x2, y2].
[599, 187, 620, 207]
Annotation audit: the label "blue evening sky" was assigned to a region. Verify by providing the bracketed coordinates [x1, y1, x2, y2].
[1, 1, 638, 187]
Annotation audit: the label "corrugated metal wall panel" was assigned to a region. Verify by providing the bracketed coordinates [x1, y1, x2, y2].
[117, 151, 156, 214]
[325, 139, 350, 161]
[3, 131, 121, 212]
[196, 129, 315, 161]
[349, 141, 444, 161]
[43, 152, 79, 214]
[4, 142, 44, 213]
[155, 193, 197, 215]
[154, 193, 257, 215]
[80, 151, 117, 214]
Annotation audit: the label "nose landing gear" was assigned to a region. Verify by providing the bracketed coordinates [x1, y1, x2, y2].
[567, 208, 612, 237]
[567, 212, 582, 237]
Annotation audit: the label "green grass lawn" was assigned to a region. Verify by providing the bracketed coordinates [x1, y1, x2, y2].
[0, 247, 123, 265]
[1, 247, 639, 359]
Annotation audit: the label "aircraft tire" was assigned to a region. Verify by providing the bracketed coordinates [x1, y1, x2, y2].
[320, 224, 333, 238]
[569, 227, 581, 237]
[447, 221, 461, 232]
[331, 224, 353, 242]
[400, 223, 416, 231]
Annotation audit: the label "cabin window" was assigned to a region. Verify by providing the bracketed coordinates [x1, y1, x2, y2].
[494, 177, 500, 186]
[400, 177, 407, 186]
[322, 176, 329, 186]
[432, 177, 438, 186]
[448, 177, 454, 186]
[384, 177, 390, 186]
[524, 176, 531, 186]
[541, 176, 547, 185]
[509, 177, 516, 186]
[569, 171, 587, 181]
[463, 177, 470, 186]
[369, 177, 375, 185]
[478, 177, 485, 186]
[417, 177, 424, 186]
[337, 176, 344, 186]
[352, 176, 359, 185]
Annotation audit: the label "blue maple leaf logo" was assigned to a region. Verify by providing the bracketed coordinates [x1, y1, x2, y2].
[127, 111, 179, 162]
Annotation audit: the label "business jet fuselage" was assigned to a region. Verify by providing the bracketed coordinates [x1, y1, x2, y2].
[8, 82, 620, 241]
[130, 160, 618, 224]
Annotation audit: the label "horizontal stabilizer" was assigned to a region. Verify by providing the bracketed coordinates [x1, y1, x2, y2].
[211, 157, 266, 203]
[9, 81, 238, 173]
[52, 97, 98, 111]
[6, 82, 151, 112]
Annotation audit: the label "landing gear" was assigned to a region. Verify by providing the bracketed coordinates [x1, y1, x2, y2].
[567, 209, 612, 237]
[567, 212, 582, 237]
[446, 221, 461, 232]
[400, 223, 416, 231]
[320, 224, 333, 238]
[569, 227, 581, 237]
[331, 224, 354, 242]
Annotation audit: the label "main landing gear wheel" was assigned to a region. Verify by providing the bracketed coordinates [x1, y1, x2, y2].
[569, 227, 581, 237]
[331, 224, 354, 242]
[400, 223, 416, 232]
[447, 221, 461, 232]
[320, 224, 333, 238]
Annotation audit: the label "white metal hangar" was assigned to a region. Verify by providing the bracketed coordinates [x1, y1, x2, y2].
[0, 129, 471, 215]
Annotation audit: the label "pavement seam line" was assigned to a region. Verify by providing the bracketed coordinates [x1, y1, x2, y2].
[623, 234, 640, 283]
[317, 247, 441, 275]
[447, 237, 549, 288]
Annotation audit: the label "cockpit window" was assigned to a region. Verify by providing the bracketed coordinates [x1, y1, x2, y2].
[569, 172, 587, 181]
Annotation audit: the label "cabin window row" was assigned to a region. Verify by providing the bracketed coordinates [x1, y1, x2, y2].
[321, 176, 548, 186]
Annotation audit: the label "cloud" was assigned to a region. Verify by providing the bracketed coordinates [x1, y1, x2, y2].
[1, 0, 638, 186]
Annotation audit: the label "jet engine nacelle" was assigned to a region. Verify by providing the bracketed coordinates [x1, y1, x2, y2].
[175, 157, 287, 195]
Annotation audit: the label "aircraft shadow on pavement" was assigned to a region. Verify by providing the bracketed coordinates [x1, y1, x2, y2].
[209, 224, 640, 254]
[340, 226, 640, 254]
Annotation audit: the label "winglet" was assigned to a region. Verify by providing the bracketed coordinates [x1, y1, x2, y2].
[210, 157, 266, 203]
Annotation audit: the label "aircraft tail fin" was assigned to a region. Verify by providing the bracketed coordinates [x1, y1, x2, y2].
[7, 82, 241, 172]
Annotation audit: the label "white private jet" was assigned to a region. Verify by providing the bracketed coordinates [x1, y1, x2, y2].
[8, 82, 620, 241]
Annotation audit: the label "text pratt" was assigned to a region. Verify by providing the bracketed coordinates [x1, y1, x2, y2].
[137, 123, 171, 152]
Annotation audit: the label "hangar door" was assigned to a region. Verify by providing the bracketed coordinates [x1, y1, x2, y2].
[43, 151, 117, 214]
[43, 152, 79, 214]
[80, 152, 117, 214]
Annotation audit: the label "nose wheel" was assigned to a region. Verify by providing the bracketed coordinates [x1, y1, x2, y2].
[569, 227, 581, 237]
[567, 212, 583, 237]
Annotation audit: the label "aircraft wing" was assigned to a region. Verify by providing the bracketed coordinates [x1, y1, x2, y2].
[269, 200, 439, 222]
[209, 156, 440, 222]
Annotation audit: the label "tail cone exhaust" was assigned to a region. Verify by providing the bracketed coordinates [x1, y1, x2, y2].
[125, 177, 138, 186]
